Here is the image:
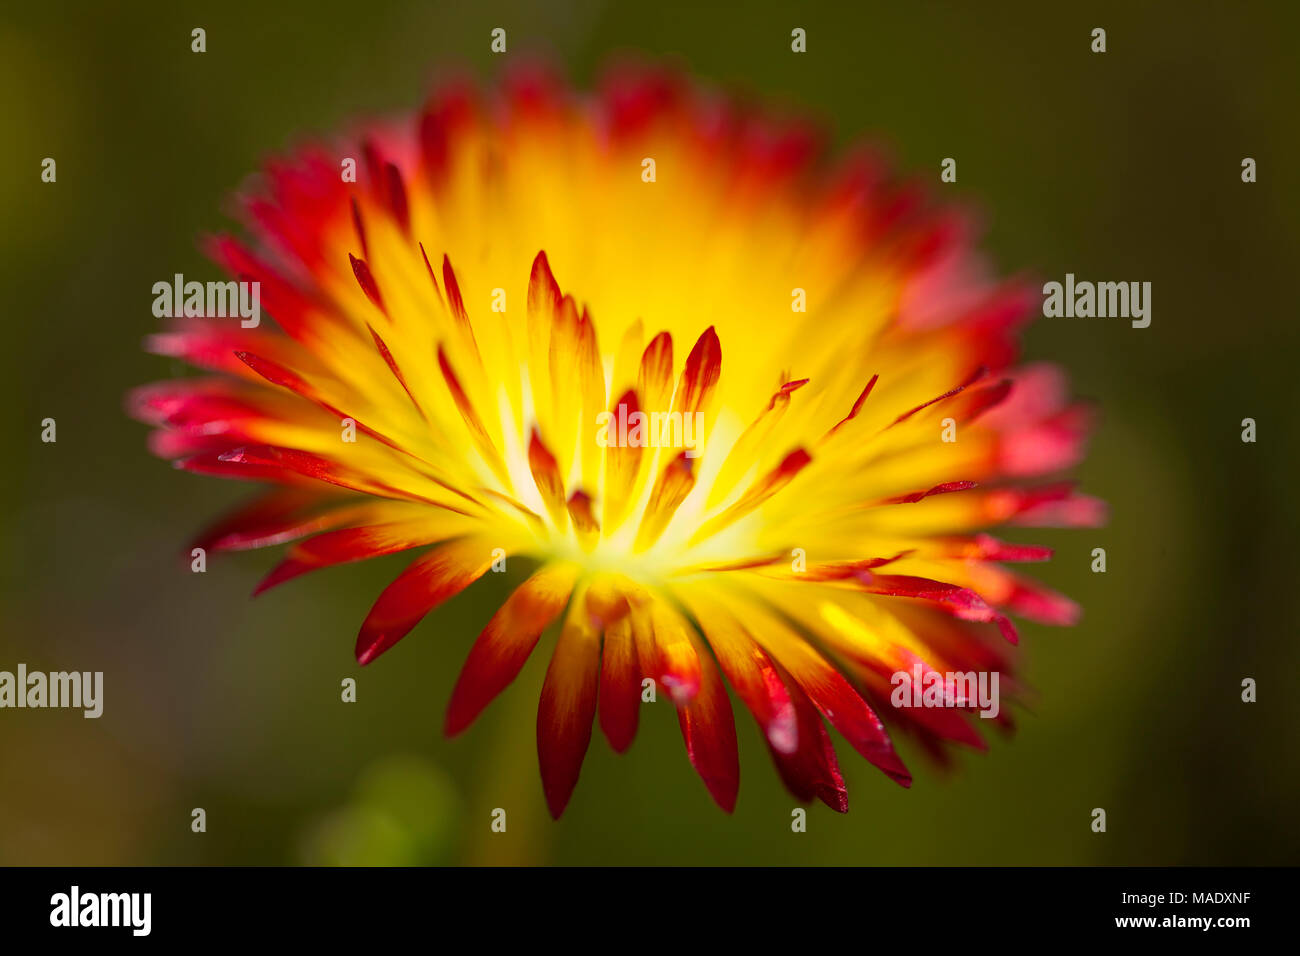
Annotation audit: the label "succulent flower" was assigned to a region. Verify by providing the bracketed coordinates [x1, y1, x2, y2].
[131, 65, 1102, 817]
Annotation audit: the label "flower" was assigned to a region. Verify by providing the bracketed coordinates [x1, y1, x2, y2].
[130, 64, 1103, 818]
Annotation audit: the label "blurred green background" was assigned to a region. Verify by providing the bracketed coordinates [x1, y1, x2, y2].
[3, 0, 1297, 865]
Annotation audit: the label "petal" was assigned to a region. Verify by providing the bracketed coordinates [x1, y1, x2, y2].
[217, 444, 463, 509]
[633, 453, 696, 552]
[348, 253, 386, 314]
[670, 326, 721, 418]
[770, 661, 849, 812]
[637, 331, 674, 414]
[598, 614, 642, 754]
[601, 389, 647, 530]
[189, 487, 349, 553]
[355, 534, 503, 665]
[690, 447, 811, 545]
[254, 508, 471, 595]
[536, 584, 601, 818]
[644, 599, 702, 704]
[527, 428, 569, 530]
[674, 627, 739, 812]
[687, 596, 797, 752]
[686, 594, 846, 811]
[735, 596, 911, 787]
[445, 562, 579, 735]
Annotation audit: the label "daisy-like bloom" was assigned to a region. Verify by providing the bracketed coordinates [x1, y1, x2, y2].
[131, 65, 1102, 817]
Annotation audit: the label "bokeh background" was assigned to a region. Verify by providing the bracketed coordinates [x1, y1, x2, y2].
[3, 0, 1297, 865]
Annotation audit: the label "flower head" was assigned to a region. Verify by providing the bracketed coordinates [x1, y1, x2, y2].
[131, 65, 1102, 817]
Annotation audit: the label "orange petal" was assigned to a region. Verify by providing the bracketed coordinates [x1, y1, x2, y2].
[690, 447, 811, 545]
[768, 658, 849, 812]
[367, 324, 426, 420]
[734, 597, 911, 787]
[598, 614, 642, 753]
[634, 452, 695, 552]
[566, 490, 600, 551]
[601, 389, 646, 531]
[670, 326, 721, 419]
[822, 373, 878, 441]
[445, 562, 579, 735]
[437, 344, 508, 484]
[254, 511, 468, 595]
[686, 593, 847, 810]
[528, 427, 569, 531]
[707, 375, 805, 508]
[348, 253, 386, 315]
[536, 584, 600, 818]
[674, 628, 739, 812]
[646, 599, 702, 703]
[355, 535, 501, 664]
[637, 331, 674, 413]
[190, 487, 348, 554]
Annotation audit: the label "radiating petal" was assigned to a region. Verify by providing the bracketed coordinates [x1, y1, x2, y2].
[674, 626, 740, 812]
[598, 614, 642, 754]
[537, 584, 601, 818]
[445, 562, 580, 735]
[355, 534, 504, 664]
